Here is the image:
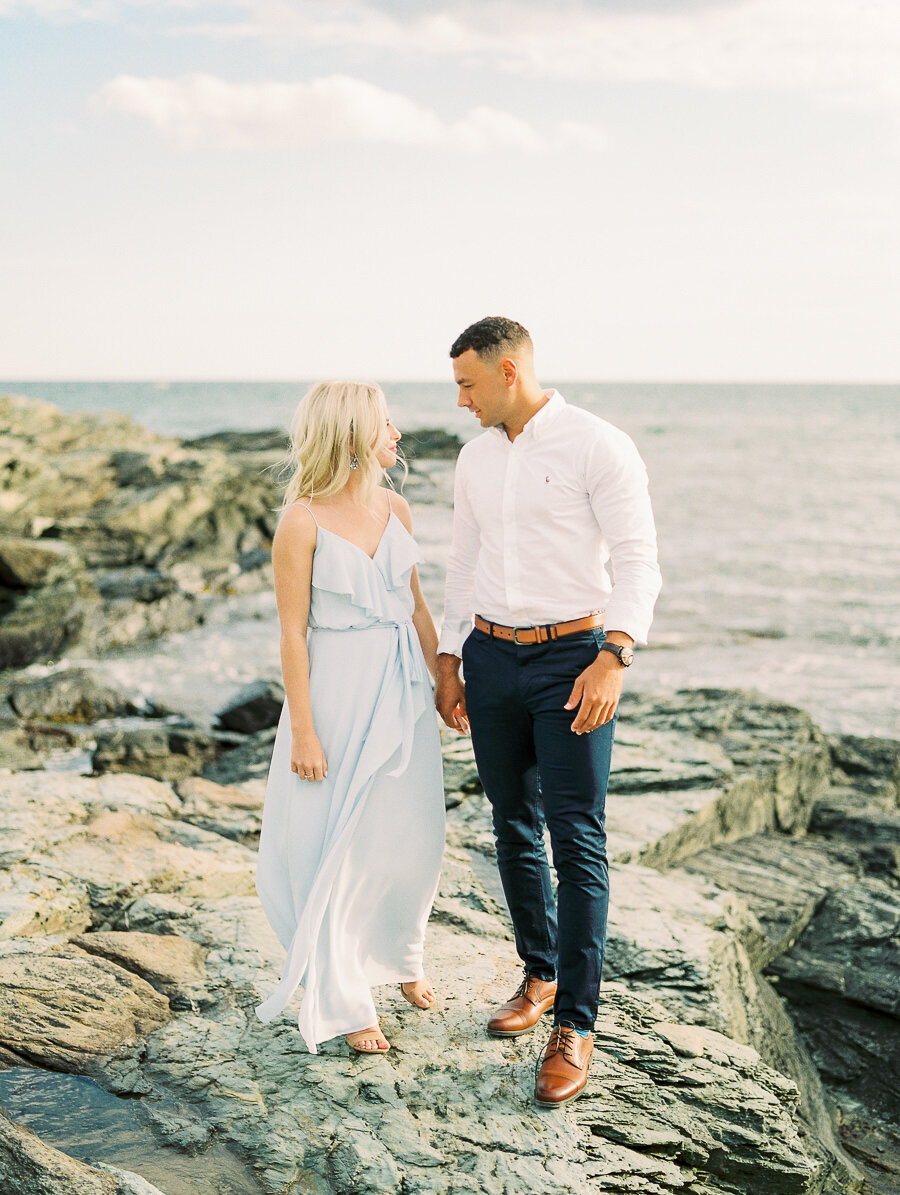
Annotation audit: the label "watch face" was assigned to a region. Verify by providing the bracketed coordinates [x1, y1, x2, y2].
[620, 647, 634, 666]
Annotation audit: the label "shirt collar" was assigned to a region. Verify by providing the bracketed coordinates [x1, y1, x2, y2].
[491, 389, 566, 442]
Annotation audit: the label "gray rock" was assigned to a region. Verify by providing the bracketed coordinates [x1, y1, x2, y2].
[770, 982, 900, 1191]
[608, 689, 831, 869]
[0, 536, 81, 589]
[174, 775, 264, 843]
[0, 770, 256, 937]
[398, 428, 465, 460]
[0, 1108, 119, 1195]
[828, 733, 900, 795]
[810, 788, 900, 880]
[0, 394, 281, 659]
[69, 929, 208, 1006]
[0, 723, 57, 771]
[672, 742, 900, 1190]
[767, 877, 900, 1018]
[8, 669, 140, 724]
[89, 1161, 171, 1195]
[679, 833, 859, 969]
[0, 693, 875, 1195]
[0, 571, 94, 670]
[94, 568, 177, 604]
[184, 428, 289, 455]
[92, 724, 242, 782]
[201, 727, 276, 785]
[216, 679, 284, 734]
[0, 943, 170, 1087]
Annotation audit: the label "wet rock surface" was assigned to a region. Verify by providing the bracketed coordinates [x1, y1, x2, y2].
[2, 690, 892, 1193]
[0, 1106, 170, 1195]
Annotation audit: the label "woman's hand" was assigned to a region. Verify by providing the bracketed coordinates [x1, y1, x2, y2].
[290, 730, 327, 782]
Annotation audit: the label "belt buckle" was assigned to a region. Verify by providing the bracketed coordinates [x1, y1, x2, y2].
[512, 625, 531, 645]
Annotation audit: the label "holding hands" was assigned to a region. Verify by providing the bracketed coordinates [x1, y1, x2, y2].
[435, 656, 470, 734]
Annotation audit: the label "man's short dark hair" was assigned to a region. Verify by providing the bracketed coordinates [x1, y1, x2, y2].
[450, 316, 532, 362]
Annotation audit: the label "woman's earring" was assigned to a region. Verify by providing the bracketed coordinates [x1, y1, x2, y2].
[349, 453, 359, 471]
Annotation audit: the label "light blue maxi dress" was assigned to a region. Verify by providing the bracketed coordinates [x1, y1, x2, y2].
[254, 497, 445, 1053]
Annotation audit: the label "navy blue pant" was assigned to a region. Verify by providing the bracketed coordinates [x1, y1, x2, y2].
[461, 626, 615, 1031]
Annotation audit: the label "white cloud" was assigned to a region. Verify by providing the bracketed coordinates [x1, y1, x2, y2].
[89, 72, 604, 153]
[0, 0, 101, 15]
[182, 0, 900, 123]
[13, 0, 900, 123]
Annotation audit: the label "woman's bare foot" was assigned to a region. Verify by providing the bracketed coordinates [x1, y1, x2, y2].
[346, 1026, 390, 1053]
[400, 979, 436, 1009]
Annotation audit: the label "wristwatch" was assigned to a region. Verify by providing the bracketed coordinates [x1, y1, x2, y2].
[599, 641, 634, 667]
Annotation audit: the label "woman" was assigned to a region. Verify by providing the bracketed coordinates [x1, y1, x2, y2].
[254, 381, 446, 1055]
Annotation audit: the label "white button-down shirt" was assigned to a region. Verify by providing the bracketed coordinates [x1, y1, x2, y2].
[437, 390, 662, 656]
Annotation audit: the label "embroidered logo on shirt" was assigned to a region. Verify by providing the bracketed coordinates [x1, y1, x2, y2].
[545, 475, 550, 483]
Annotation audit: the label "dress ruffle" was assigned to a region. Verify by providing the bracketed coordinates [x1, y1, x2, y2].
[310, 516, 423, 628]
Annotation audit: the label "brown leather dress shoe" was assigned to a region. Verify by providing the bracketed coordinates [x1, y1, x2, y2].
[534, 1024, 593, 1108]
[487, 973, 557, 1037]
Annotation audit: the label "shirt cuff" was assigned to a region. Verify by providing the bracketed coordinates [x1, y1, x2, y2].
[437, 620, 473, 658]
[602, 602, 652, 647]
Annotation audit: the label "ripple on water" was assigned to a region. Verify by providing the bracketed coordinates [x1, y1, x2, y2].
[0, 1067, 266, 1195]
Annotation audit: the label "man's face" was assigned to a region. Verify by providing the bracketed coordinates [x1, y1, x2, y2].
[452, 349, 511, 428]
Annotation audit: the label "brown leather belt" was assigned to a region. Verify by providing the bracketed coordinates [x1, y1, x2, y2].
[473, 611, 604, 645]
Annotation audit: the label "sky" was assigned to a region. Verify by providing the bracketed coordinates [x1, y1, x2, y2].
[1, 0, 899, 381]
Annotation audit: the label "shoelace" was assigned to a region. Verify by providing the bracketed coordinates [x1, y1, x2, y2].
[512, 970, 551, 1004]
[532, 1023, 581, 1084]
[511, 975, 530, 1001]
[546, 1025, 579, 1064]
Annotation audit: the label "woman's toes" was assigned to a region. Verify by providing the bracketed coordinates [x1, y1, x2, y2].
[347, 1027, 390, 1052]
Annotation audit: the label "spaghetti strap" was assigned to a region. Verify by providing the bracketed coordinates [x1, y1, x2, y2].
[299, 501, 319, 527]
[386, 490, 392, 515]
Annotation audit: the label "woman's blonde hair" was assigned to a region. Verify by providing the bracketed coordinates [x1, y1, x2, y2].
[281, 380, 399, 509]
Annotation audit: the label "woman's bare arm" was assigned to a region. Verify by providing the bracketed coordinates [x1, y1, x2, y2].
[390, 491, 439, 680]
[272, 504, 327, 781]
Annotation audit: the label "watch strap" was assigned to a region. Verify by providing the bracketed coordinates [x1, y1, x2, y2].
[599, 641, 632, 665]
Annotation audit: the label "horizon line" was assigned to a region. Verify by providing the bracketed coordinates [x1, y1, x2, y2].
[3, 377, 900, 388]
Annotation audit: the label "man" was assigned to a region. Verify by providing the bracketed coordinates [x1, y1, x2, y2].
[435, 316, 661, 1108]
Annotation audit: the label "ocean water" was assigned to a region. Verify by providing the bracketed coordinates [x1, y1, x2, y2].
[4, 380, 898, 739]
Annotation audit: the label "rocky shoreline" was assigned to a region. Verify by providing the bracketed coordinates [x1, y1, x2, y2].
[2, 395, 899, 1194]
[1, 682, 898, 1194]
[0, 395, 457, 679]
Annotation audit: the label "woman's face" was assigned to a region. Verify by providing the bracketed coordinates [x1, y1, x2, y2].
[373, 408, 401, 469]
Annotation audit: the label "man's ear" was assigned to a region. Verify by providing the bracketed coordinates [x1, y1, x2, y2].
[500, 357, 518, 387]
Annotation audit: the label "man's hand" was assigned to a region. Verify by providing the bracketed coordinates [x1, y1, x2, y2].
[564, 632, 633, 734]
[435, 654, 470, 733]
